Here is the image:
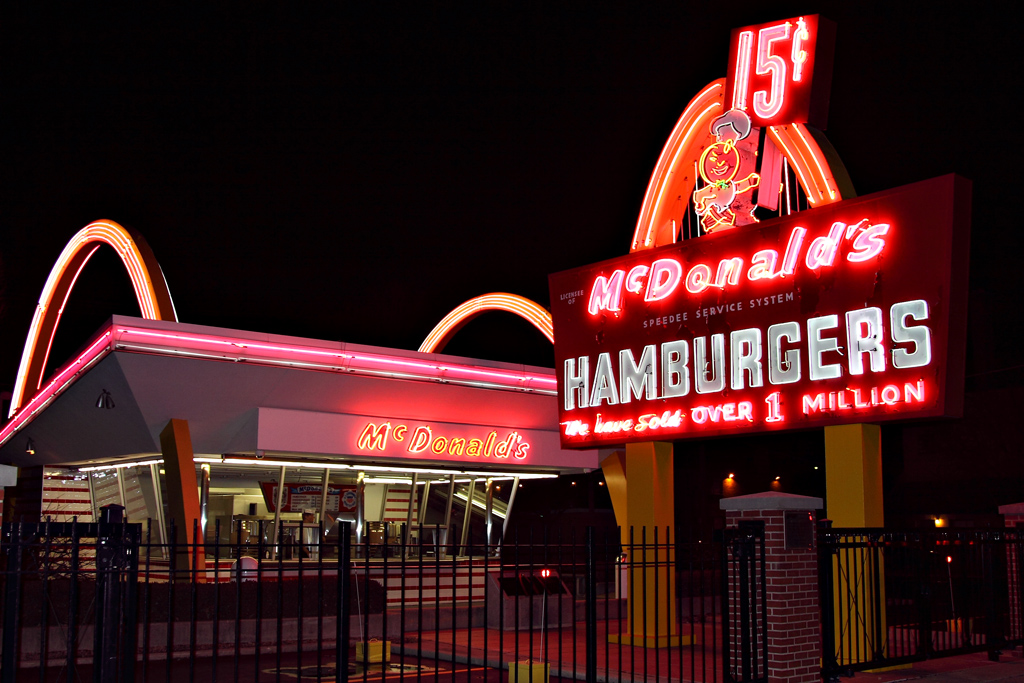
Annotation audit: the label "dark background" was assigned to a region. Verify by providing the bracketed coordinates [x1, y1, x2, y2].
[1, 3, 1020, 527]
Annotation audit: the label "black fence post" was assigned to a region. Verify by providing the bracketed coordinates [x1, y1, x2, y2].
[1, 522, 25, 683]
[95, 505, 121, 683]
[983, 538, 1001, 661]
[818, 520, 839, 681]
[585, 526, 597, 683]
[339, 521, 351, 683]
[94, 504, 135, 683]
[721, 525, 731, 683]
[916, 541, 933, 661]
[68, 521, 82, 677]
[721, 520, 764, 683]
[122, 520, 140, 683]
[870, 531, 885, 663]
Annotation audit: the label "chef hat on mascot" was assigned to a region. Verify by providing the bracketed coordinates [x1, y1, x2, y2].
[711, 109, 753, 144]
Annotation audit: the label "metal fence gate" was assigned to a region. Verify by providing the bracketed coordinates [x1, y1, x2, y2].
[818, 523, 1024, 678]
[721, 521, 767, 683]
[0, 515, 770, 683]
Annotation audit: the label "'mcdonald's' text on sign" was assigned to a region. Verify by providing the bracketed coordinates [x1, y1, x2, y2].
[357, 420, 530, 460]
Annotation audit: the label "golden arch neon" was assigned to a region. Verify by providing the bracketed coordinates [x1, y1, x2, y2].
[419, 293, 554, 353]
[10, 220, 177, 417]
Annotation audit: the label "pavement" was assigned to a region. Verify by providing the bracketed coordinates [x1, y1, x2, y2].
[849, 651, 1024, 683]
[401, 620, 1024, 683]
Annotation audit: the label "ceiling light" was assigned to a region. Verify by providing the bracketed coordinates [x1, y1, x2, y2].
[26, 438, 35, 455]
[96, 389, 115, 409]
[79, 458, 162, 472]
[216, 455, 557, 480]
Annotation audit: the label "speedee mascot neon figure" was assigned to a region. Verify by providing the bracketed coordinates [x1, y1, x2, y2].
[693, 109, 760, 233]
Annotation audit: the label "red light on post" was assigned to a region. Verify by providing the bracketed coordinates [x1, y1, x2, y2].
[540, 568, 552, 579]
[947, 556, 953, 564]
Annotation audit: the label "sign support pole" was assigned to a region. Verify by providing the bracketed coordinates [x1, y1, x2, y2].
[605, 440, 681, 648]
[824, 423, 889, 666]
[824, 423, 883, 527]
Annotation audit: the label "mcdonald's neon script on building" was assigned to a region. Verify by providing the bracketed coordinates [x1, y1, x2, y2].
[356, 421, 530, 460]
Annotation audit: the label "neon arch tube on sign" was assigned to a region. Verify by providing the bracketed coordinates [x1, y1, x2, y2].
[631, 81, 845, 252]
[418, 293, 554, 353]
[632, 81, 725, 251]
[10, 220, 177, 417]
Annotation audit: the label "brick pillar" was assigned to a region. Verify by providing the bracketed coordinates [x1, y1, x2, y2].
[722, 492, 823, 683]
[999, 502, 1024, 653]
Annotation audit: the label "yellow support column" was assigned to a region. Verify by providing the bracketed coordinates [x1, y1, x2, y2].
[824, 423, 891, 667]
[824, 423, 883, 527]
[603, 441, 682, 647]
[600, 450, 627, 544]
[160, 419, 205, 580]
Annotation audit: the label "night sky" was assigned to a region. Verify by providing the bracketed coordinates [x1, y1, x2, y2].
[2, 4, 1021, 519]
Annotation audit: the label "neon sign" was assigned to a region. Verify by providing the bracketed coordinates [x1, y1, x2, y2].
[564, 299, 931, 411]
[725, 15, 836, 129]
[254, 408, 600, 472]
[693, 110, 761, 232]
[589, 218, 889, 314]
[357, 421, 530, 460]
[550, 175, 971, 446]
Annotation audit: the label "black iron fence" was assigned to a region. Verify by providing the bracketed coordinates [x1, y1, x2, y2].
[0, 514, 756, 683]
[721, 522, 767, 683]
[818, 523, 1024, 678]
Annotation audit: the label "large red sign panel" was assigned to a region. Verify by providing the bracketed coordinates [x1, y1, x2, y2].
[549, 175, 971, 448]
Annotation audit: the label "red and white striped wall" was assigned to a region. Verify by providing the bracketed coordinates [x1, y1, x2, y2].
[382, 484, 420, 525]
[41, 468, 93, 523]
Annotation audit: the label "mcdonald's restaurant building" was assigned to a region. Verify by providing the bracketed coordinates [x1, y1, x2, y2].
[0, 310, 598, 559]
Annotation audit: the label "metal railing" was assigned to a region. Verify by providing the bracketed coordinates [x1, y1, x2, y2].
[722, 521, 767, 683]
[819, 523, 1024, 678]
[1, 514, 751, 683]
